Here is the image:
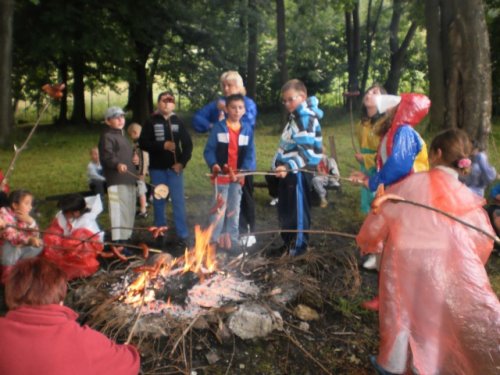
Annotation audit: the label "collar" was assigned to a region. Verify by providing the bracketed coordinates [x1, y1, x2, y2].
[435, 165, 459, 179]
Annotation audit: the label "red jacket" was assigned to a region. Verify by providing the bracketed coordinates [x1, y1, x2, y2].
[0, 304, 140, 375]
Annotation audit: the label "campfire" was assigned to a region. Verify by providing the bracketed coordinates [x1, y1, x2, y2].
[112, 224, 259, 320]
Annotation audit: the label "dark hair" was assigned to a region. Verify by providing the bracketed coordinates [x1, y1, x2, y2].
[281, 79, 307, 96]
[157, 91, 175, 103]
[58, 194, 89, 215]
[225, 94, 245, 107]
[430, 128, 472, 173]
[5, 257, 68, 309]
[361, 84, 388, 121]
[8, 189, 33, 207]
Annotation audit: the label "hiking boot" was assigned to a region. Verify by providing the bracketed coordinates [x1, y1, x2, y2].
[361, 296, 380, 311]
[320, 198, 328, 208]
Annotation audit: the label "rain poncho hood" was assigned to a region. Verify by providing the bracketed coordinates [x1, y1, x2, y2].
[357, 168, 500, 374]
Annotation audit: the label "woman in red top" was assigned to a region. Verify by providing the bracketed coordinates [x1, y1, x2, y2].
[0, 257, 140, 375]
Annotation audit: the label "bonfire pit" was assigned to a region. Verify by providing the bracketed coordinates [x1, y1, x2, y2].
[67, 225, 360, 374]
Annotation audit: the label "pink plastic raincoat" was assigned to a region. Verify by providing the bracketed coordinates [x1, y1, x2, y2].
[357, 167, 500, 374]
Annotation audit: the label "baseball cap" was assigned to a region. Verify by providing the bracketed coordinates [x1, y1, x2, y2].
[104, 106, 125, 120]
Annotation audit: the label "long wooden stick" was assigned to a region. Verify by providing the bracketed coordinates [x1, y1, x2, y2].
[383, 197, 500, 243]
[1, 101, 51, 188]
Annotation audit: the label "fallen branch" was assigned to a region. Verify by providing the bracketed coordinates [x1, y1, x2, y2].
[170, 311, 205, 356]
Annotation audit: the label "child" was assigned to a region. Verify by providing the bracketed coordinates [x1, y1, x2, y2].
[0, 257, 140, 374]
[204, 94, 255, 252]
[87, 146, 106, 198]
[273, 79, 323, 256]
[0, 190, 42, 283]
[193, 71, 258, 248]
[42, 194, 104, 280]
[127, 123, 149, 218]
[139, 92, 193, 251]
[357, 129, 500, 375]
[312, 154, 340, 208]
[98, 106, 137, 245]
[461, 140, 497, 197]
[355, 84, 387, 214]
[350, 93, 430, 285]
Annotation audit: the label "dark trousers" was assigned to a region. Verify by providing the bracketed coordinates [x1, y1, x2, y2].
[239, 175, 256, 232]
[265, 174, 279, 199]
[89, 180, 107, 198]
[277, 172, 312, 255]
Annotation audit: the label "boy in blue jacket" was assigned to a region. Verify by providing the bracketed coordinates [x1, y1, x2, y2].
[204, 94, 255, 253]
[274, 79, 323, 256]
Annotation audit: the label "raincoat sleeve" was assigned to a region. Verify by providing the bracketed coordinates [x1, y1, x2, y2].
[192, 101, 219, 133]
[356, 210, 389, 255]
[368, 126, 422, 191]
[243, 96, 257, 129]
[239, 127, 255, 171]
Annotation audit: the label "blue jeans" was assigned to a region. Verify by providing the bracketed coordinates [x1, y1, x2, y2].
[150, 169, 188, 240]
[209, 182, 242, 246]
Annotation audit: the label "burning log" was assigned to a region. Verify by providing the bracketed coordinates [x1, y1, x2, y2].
[155, 271, 199, 306]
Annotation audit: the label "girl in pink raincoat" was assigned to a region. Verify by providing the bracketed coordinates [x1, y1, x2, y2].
[357, 129, 500, 375]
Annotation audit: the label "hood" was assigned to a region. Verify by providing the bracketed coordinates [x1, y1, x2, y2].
[304, 96, 324, 119]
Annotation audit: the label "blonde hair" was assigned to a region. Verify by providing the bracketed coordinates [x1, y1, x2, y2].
[220, 71, 246, 95]
[127, 122, 142, 136]
[281, 79, 307, 96]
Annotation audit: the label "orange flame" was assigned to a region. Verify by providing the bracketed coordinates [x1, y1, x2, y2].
[182, 224, 217, 275]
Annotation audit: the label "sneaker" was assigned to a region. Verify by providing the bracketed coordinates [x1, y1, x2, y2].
[239, 235, 257, 247]
[320, 198, 328, 208]
[269, 198, 278, 206]
[362, 254, 377, 270]
[136, 211, 148, 219]
[369, 355, 398, 375]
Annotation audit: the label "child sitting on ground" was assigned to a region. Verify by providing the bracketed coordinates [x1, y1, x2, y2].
[127, 123, 149, 218]
[204, 94, 255, 253]
[42, 194, 104, 280]
[312, 154, 340, 208]
[0, 190, 42, 283]
[87, 146, 107, 198]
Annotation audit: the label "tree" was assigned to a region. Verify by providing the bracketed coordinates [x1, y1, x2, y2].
[0, 0, 14, 144]
[345, 0, 361, 108]
[246, 0, 259, 99]
[276, 0, 288, 87]
[425, 0, 492, 146]
[360, 0, 384, 95]
[383, 0, 418, 94]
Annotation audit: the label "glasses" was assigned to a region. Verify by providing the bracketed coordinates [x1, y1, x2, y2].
[161, 96, 175, 104]
[282, 95, 299, 105]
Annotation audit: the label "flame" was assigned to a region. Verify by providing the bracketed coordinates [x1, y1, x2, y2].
[123, 224, 218, 307]
[182, 224, 217, 275]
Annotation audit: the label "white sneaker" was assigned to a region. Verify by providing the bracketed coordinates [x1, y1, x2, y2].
[362, 254, 377, 270]
[270, 198, 278, 206]
[239, 235, 257, 247]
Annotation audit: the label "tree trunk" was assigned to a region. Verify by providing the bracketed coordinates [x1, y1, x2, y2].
[70, 55, 88, 124]
[344, 2, 360, 109]
[246, 0, 258, 100]
[57, 62, 68, 125]
[276, 0, 288, 87]
[0, 0, 14, 145]
[360, 0, 384, 95]
[384, 0, 417, 94]
[424, 0, 492, 147]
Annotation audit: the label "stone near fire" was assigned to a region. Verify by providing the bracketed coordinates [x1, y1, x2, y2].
[228, 303, 283, 339]
[293, 304, 320, 321]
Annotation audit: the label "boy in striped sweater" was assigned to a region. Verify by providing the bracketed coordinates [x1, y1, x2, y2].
[274, 79, 323, 256]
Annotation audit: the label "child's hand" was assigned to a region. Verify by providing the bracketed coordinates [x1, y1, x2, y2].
[28, 237, 42, 247]
[15, 211, 34, 226]
[275, 165, 287, 179]
[349, 171, 369, 187]
[172, 163, 183, 174]
[164, 141, 176, 152]
[354, 153, 364, 163]
[132, 153, 140, 165]
[117, 163, 128, 173]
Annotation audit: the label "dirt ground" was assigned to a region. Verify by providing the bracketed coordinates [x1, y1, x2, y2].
[2, 189, 499, 375]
